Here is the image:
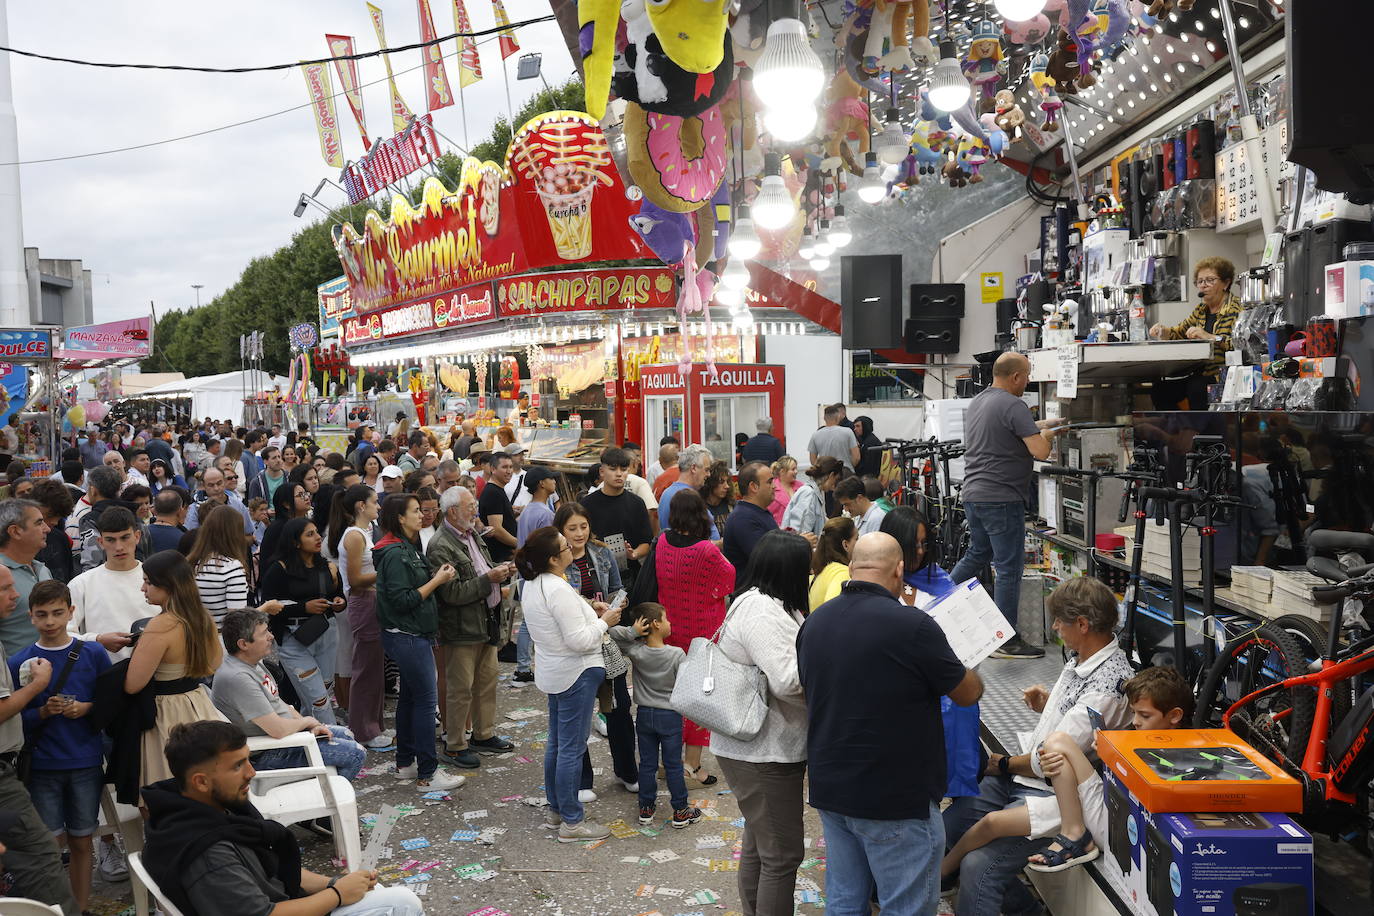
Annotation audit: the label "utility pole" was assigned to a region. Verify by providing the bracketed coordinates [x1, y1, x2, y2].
[191, 284, 204, 308]
[0, 0, 28, 326]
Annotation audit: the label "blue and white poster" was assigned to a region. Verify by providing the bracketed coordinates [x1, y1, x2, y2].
[0, 362, 30, 427]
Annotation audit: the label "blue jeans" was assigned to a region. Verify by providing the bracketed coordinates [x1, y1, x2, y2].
[28, 765, 103, 838]
[819, 804, 943, 916]
[380, 630, 439, 780]
[635, 705, 686, 810]
[277, 617, 340, 725]
[943, 775, 1052, 916]
[950, 501, 1027, 630]
[252, 725, 366, 781]
[544, 666, 603, 825]
[515, 619, 533, 673]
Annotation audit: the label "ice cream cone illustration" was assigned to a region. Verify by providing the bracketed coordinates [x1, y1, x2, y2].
[511, 114, 615, 261]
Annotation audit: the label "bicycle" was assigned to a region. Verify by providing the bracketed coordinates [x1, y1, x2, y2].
[870, 437, 968, 568]
[1193, 530, 1374, 831]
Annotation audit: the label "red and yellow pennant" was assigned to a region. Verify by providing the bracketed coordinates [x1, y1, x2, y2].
[415, 0, 454, 111]
[490, 0, 520, 60]
[366, 2, 417, 133]
[301, 61, 344, 167]
[451, 0, 483, 88]
[324, 34, 369, 148]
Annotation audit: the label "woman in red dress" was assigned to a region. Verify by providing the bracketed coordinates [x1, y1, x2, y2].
[654, 487, 736, 785]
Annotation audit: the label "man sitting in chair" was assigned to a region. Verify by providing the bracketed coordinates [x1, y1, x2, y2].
[142, 720, 424, 916]
[211, 608, 365, 781]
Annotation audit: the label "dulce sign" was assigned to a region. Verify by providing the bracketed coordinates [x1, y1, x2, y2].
[333, 111, 650, 316]
[341, 283, 496, 345]
[0, 329, 53, 360]
[497, 267, 676, 317]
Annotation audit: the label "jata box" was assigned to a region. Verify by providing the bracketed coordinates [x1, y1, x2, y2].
[1098, 729, 1302, 813]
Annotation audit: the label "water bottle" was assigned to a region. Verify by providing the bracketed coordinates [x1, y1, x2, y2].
[1129, 291, 1148, 342]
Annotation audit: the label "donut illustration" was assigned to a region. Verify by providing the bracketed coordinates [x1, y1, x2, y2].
[624, 101, 727, 214]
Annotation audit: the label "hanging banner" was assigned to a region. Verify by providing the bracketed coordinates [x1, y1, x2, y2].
[59, 317, 153, 361]
[334, 111, 649, 316]
[318, 276, 355, 338]
[451, 0, 483, 87]
[490, 0, 520, 59]
[366, 2, 417, 133]
[0, 329, 53, 360]
[325, 34, 370, 147]
[415, 0, 454, 111]
[340, 283, 497, 345]
[340, 113, 442, 203]
[0, 363, 29, 427]
[497, 267, 677, 317]
[301, 62, 344, 168]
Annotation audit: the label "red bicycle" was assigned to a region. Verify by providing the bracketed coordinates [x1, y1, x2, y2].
[1194, 531, 1374, 831]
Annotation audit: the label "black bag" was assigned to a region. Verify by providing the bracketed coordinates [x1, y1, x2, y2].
[17, 644, 83, 785]
[283, 563, 338, 647]
[626, 533, 661, 610]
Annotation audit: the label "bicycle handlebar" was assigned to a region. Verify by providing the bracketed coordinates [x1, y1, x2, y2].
[1312, 571, 1374, 603]
[1036, 465, 1111, 479]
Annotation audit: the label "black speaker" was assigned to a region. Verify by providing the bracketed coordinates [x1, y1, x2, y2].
[1287, 220, 1374, 323]
[905, 317, 960, 354]
[841, 254, 903, 349]
[995, 297, 1018, 336]
[1288, 3, 1374, 197]
[908, 283, 965, 318]
[1127, 159, 1153, 237]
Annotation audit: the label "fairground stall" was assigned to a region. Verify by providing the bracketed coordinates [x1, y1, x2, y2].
[0, 327, 59, 474]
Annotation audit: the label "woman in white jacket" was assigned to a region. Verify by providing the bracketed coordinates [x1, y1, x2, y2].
[779, 456, 843, 539]
[711, 530, 813, 916]
[516, 525, 622, 844]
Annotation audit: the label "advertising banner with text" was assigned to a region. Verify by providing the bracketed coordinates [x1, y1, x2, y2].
[340, 283, 496, 346]
[497, 267, 676, 317]
[59, 317, 153, 362]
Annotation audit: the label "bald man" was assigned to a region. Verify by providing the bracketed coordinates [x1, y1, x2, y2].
[948, 351, 1064, 660]
[796, 532, 982, 914]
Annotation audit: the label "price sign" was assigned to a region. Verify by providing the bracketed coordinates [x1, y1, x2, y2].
[1056, 345, 1079, 399]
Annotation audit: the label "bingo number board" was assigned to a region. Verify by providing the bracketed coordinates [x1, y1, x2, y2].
[1216, 121, 1292, 233]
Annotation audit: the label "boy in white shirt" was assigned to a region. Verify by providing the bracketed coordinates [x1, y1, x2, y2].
[67, 507, 159, 662]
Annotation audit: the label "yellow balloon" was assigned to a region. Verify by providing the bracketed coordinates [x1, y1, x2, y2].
[66, 404, 86, 428]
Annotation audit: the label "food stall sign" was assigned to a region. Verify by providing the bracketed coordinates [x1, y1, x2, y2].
[498, 266, 676, 317]
[59, 317, 152, 361]
[0, 329, 53, 360]
[318, 276, 354, 338]
[341, 283, 496, 345]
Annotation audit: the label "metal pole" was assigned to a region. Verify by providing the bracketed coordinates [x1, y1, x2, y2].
[0, 0, 28, 326]
[1218, 0, 1278, 235]
[1058, 114, 1090, 222]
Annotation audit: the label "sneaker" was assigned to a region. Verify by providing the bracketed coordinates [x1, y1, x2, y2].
[418, 769, 466, 792]
[394, 763, 418, 781]
[510, 670, 534, 688]
[638, 804, 656, 826]
[577, 788, 597, 803]
[444, 747, 481, 768]
[497, 641, 517, 663]
[364, 734, 396, 751]
[382, 728, 396, 738]
[671, 806, 703, 828]
[592, 713, 608, 737]
[97, 837, 129, 882]
[991, 636, 1046, 659]
[543, 809, 562, 829]
[940, 871, 959, 898]
[619, 778, 639, 793]
[470, 735, 515, 754]
[557, 820, 611, 843]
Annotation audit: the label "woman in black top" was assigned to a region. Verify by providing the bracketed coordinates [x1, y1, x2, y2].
[259, 481, 313, 570]
[259, 517, 345, 724]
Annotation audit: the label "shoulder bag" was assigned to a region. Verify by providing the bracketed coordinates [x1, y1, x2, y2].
[17, 643, 84, 785]
[669, 592, 770, 741]
[625, 534, 661, 607]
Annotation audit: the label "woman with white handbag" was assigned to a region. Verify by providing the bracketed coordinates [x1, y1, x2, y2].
[709, 530, 813, 916]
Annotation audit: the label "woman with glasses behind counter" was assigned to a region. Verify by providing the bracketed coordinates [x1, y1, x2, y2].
[1147, 256, 1242, 411]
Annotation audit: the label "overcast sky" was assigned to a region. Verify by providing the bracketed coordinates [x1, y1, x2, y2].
[7, 0, 574, 326]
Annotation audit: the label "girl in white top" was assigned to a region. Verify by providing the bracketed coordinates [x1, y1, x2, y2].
[330, 484, 391, 747]
[186, 502, 253, 629]
[515, 526, 621, 842]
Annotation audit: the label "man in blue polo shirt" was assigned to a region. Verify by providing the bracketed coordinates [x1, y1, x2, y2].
[721, 461, 776, 571]
[797, 532, 983, 915]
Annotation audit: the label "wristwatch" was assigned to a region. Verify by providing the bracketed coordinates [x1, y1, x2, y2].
[997, 754, 1011, 777]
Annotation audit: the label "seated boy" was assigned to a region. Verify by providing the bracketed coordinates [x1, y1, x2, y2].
[941, 666, 1193, 883]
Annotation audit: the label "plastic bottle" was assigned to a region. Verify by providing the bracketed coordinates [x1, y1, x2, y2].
[1129, 291, 1148, 342]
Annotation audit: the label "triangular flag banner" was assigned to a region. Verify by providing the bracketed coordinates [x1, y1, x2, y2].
[301, 62, 344, 167]
[366, 2, 417, 133]
[415, 0, 454, 111]
[490, 0, 520, 60]
[325, 34, 370, 147]
[451, 0, 484, 88]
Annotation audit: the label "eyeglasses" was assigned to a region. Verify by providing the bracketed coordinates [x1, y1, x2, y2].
[1195, 276, 1223, 286]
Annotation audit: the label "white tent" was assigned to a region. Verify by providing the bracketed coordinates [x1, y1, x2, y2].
[132, 369, 261, 422]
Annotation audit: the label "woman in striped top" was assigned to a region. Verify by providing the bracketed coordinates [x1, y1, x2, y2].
[186, 503, 253, 628]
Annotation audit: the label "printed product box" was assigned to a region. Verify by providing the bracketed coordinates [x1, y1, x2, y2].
[1324, 261, 1374, 318]
[1098, 728, 1302, 813]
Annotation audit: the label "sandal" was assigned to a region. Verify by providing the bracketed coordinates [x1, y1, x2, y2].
[688, 765, 718, 787]
[1026, 832, 1099, 873]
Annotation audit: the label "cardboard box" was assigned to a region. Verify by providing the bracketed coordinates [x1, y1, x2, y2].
[1099, 770, 1315, 916]
[1099, 729, 1302, 813]
[1324, 260, 1374, 318]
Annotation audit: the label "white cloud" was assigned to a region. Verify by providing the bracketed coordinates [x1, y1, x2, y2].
[9, 0, 575, 323]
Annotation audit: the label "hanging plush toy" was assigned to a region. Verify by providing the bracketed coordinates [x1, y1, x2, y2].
[993, 89, 1025, 134]
[1029, 52, 1063, 130]
[720, 80, 763, 179]
[862, 0, 932, 74]
[613, 0, 734, 117]
[909, 120, 948, 176]
[693, 178, 731, 268]
[624, 100, 729, 213]
[1146, 0, 1194, 19]
[961, 21, 1005, 112]
[1003, 13, 1053, 46]
[978, 113, 1009, 160]
[821, 69, 872, 175]
[629, 199, 697, 266]
[1045, 29, 1083, 95]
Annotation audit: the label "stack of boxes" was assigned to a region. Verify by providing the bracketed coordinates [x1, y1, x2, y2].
[1096, 729, 1313, 916]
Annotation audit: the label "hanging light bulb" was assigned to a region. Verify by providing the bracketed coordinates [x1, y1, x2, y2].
[729, 204, 762, 260]
[876, 108, 909, 165]
[828, 205, 852, 248]
[810, 218, 830, 253]
[763, 102, 818, 142]
[857, 152, 886, 204]
[798, 226, 816, 260]
[752, 14, 824, 110]
[715, 285, 741, 306]
[721, 257, 750, 290]
[752, 153, 796, 229]
[992, 0, 1047, 22]
[809, 255, 830, 272]
[928, 39, 972, 113]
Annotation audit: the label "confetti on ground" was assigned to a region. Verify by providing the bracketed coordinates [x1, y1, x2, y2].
[654, 886, 684, 896]
[635, 884, 657, 897]
[708, 860, 739, 872]
[505, 707, 542, 720]
[400, 838, 431, 850]
[467, 908, 511, 916]
[421, 790, 451, 800]
[452, 829, 481, 842]
[648, 849, 681, 863]
[606, 819, 641, 839]
[462, 809, 489, 819]
[690, 889, 720, 904]
[455, 863, 488, 879]
[401, 873, 431, 884]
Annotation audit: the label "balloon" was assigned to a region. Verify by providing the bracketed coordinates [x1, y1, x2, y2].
[66, 404, 86, 428]
[85, 400, 108, 424]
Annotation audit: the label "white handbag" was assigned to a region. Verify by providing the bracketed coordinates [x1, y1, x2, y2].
[669, 595, 770, 741]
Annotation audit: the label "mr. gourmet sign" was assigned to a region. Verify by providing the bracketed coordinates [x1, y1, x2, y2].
[333, 111, 649, 316]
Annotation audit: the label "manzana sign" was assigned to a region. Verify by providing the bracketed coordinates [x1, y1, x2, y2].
[332, 111, 650, 316]
[60, 317, 153, 361]
[341, 283, 496, 345]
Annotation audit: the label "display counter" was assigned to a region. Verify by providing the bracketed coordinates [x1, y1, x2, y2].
[520, 426, 611, 473]
[1027, 340, 1214, 384]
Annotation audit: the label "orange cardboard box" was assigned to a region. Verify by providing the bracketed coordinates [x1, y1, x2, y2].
[1097, 728, 1302, 813]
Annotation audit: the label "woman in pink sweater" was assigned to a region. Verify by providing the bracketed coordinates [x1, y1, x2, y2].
[655, 487, 735, 785]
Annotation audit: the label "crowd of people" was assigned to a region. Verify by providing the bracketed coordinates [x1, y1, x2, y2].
[0, 383, 1152, 916]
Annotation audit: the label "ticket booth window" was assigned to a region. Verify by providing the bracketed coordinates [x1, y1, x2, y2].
[701, 394, 767, 471]
[644, 395, 684, 449]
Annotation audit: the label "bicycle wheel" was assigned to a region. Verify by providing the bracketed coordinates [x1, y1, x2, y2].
[1194, 623, 1316, 770]
[1269, 614, 1354, 741]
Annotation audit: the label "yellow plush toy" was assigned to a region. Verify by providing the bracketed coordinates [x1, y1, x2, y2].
[578, 0, 620, 119]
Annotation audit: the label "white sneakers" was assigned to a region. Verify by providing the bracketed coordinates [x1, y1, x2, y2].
[577, 788, 597, 803]
[364, 734, 395, 750]
[557, 820, 611, 843]
[417, 769, 467, 792]
[96, 836, 129, 882]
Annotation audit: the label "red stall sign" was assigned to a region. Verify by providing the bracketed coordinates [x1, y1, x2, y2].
[340, 284, 496, 345]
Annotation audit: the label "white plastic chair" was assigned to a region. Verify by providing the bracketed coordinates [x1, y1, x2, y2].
[98, 784, 149, 916]
[246, 731, 362, 869]
[126, 851, 187, 916]
[0, 900, 63, 915]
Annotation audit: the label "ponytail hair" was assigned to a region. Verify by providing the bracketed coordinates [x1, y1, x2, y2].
[329, 484, 376, 557]
[811, 515, 856, 576]
[514, 526, 562, 580]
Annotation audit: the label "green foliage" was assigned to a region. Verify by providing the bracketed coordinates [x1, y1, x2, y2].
[143, 78, 586, 376]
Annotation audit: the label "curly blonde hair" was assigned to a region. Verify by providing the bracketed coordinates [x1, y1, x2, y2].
[1193, 256, 1235, 289]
